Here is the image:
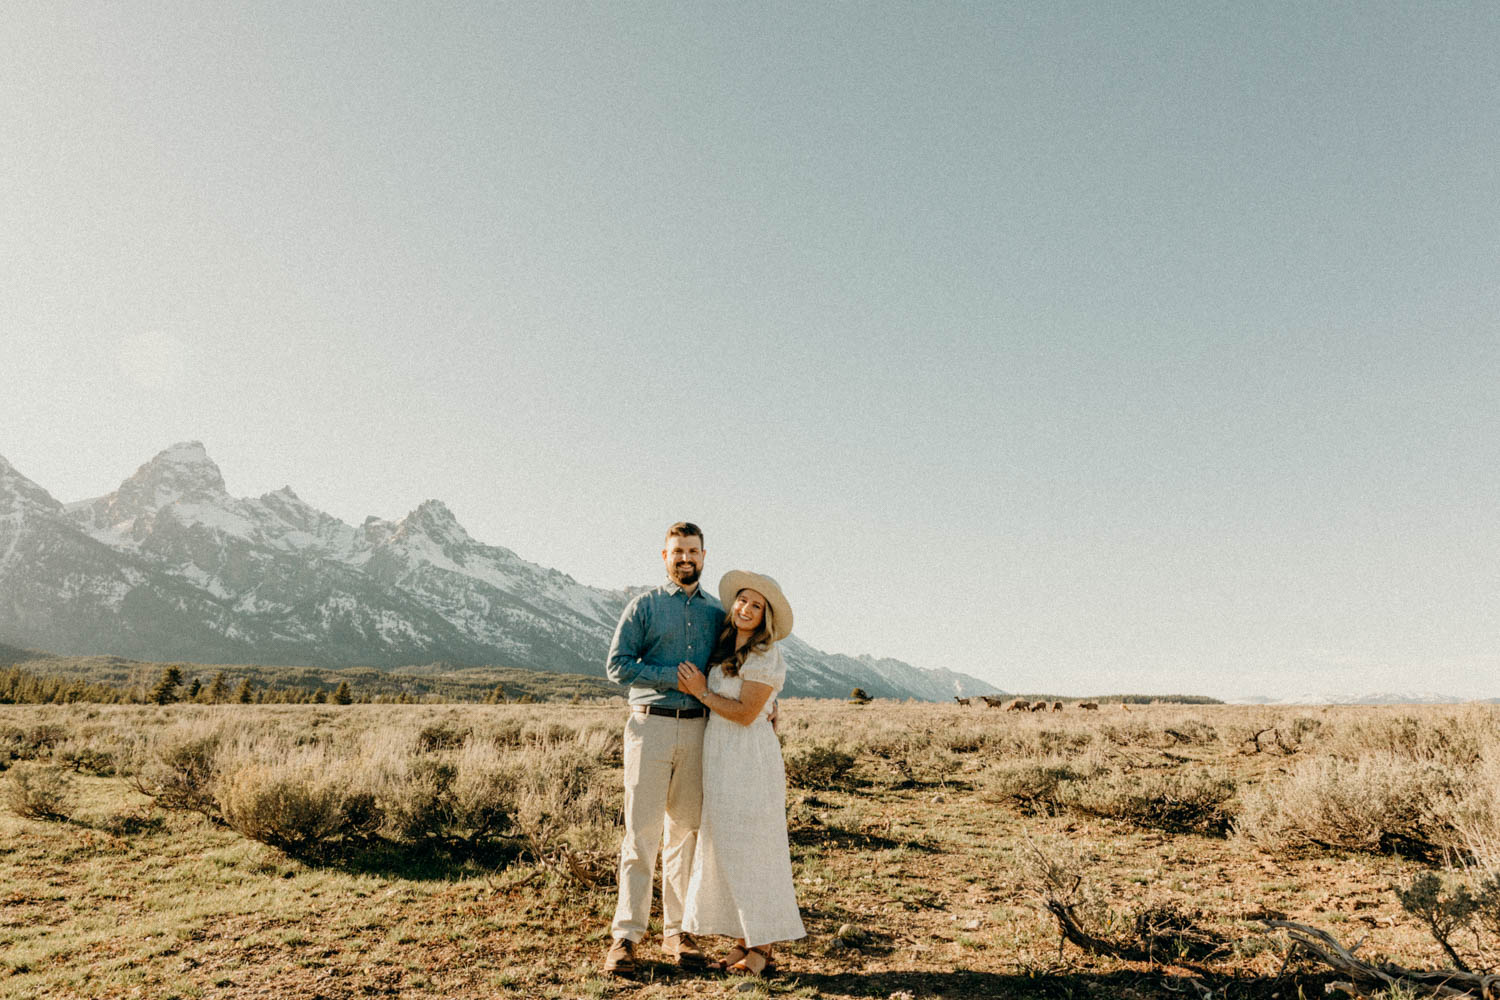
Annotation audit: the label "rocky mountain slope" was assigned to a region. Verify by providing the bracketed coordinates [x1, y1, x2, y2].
[0, 443, 999, 700]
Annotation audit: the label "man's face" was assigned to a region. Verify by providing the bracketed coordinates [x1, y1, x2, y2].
[663, 534, 705, 588]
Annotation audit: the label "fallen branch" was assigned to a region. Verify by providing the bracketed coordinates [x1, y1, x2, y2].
[1262, 920, 1500, 998]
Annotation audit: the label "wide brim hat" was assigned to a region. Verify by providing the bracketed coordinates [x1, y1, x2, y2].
[718, 570, 794, 642]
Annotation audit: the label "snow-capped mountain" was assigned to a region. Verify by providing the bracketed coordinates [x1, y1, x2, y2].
[0, 443, 999, 700]
[1229, 692, 1471, 706]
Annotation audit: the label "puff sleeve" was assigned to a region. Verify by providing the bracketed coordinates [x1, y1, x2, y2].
[739, 645, 787, 693]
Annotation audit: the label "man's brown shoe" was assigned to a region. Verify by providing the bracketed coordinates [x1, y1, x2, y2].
[603, 937, 636, 976]
[663, 931, 706, 968]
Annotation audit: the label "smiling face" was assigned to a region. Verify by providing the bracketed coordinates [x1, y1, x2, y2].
[662, 533, 704, 589]
[730, 588, 767, 634]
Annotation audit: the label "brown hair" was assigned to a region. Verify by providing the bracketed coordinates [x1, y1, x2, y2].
[665, 522, 704, 545]
[708, 601, 775, 678]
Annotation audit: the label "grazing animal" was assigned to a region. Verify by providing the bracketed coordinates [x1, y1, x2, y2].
[1003, 697, 1029, 711]
[979, 695, 1008, 708]
[1078, 701, 1099, 711]
[1029, 700, 1046, 712]
[1050, 701, 1063, 712]
[1120, 702, 1131, 712]
[954, 697, 971, 707]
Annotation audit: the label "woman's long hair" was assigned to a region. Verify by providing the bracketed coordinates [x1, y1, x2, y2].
[708, 603, 776, 678]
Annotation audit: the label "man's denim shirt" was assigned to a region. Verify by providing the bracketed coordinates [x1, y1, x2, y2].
[607, 581, 726, 709]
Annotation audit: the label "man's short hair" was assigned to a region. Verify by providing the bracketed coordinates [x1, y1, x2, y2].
[665, 522, 704, 545]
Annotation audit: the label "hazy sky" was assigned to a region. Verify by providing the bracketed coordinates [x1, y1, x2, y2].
[3, 3, 1497, 699]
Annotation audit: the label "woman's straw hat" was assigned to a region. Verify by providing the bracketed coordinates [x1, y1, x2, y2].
[718, 570, 794, 642]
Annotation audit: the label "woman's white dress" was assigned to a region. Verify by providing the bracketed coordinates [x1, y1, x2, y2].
[682, 645, 806, 947]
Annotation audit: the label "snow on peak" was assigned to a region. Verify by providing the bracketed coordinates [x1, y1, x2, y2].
[68, 441, 234, 542]
[126, 441, 228, 499]
[399, 500, 472, 544]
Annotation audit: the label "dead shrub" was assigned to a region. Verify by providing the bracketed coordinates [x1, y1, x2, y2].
[980, 758, 1088, 816]
[511, 745, 619, 884]
[1099, 721, 1156, 748]
[96, 809, 167, 837]
[1323, 713, 1484, 769]
[376, 756, 457, 841]
[130, 730, 224, 820]
[1022, 838, 1231, 964]
[447, 740, 520, 844]
[862, 729, 954, 786]
[4, 762, 76, 821]
[1035, 728, 1096, 757]
[784, 741, 857, 790]
[1235, 752, 1461, 858]
[416, 721, 471, 753]
[57, 743, 116, 776]
[1064, 768, 1236, 835]
[523, 721, 577, 747]
[487, 719, 526, 747]
[1, 722, 69, 761]
[217, 759, 347, 854]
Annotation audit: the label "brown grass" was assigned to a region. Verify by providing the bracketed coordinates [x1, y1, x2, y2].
[3, 700, 1500, 998]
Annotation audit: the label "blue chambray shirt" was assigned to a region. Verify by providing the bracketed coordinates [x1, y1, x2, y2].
[606, 581, 726, 709]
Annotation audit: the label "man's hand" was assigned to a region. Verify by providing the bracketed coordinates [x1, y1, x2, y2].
[676, 661, 708, 698]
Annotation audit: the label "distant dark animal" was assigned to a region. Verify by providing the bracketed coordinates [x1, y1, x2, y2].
[1050, 701, 1063, 712]
[1029, 700, 1046, 712]
[1003, 697, 1029, 712]
[1078, 701, 1099, 711]
[980, 695, 1008, 708]
[954, 697, 972, 706]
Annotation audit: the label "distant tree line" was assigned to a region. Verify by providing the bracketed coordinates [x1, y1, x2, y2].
[0, 664, 564, 707]
[0, 666, 364, 707]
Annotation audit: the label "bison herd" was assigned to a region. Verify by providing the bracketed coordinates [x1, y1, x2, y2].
[953, 696, 1102, 712]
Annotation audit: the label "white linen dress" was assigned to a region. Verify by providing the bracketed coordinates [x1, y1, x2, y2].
[682, 645, 806, 948]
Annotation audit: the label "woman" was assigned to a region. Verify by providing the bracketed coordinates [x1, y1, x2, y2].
[676, 570, 805, 976]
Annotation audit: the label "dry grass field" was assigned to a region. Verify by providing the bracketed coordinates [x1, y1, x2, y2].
[5, 699, 1500, 1000]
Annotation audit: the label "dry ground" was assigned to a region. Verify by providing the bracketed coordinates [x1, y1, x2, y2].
[2, 700, 1492, 1000]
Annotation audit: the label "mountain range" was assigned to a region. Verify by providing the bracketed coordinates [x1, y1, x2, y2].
[0, 443, 999, 701]
[1228, 692, 1497, 706]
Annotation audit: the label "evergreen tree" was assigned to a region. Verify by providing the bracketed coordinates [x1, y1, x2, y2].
[149, 666, 183, 705]
[483, 683, 506, 705]
[186, 677, 202, 700]
[235, 678, 254, 704]
[206, 672, 228, 703]
[333, 681, 352, 705]
[312, 688, 328, 704]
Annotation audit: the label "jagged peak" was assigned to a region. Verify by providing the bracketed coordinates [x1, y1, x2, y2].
[397, 499, 472, 542]
[127, 441, 227, 495]
[413, 498, 456, 521]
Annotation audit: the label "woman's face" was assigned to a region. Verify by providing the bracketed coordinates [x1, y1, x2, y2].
[730, 589, 766, 633]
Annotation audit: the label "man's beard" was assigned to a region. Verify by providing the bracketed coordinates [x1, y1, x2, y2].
[669, 562, 701, 586]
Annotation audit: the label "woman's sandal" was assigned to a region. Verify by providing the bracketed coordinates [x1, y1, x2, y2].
[712, 944, 748, 973]
[728, 946, 776, 978]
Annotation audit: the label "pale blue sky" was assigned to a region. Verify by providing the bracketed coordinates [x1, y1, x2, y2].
[3, 3, 1496, 698]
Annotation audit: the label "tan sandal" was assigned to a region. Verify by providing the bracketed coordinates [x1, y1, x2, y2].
[714, 943, 749, 972]
[728, 946, 775, 978]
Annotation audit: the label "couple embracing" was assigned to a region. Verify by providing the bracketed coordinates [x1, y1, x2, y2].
[602, 522, 804, 978]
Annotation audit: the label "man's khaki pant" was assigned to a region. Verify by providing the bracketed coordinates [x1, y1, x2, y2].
[611, 710, 706, 944]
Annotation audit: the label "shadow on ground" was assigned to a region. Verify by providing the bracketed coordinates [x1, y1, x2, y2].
[790, 824, 941, 854]
[288, 837, 529, 880]
[612, 960, 1335, 999]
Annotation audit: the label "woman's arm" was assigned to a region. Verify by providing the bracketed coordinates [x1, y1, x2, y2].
[676, 663, 774, 727]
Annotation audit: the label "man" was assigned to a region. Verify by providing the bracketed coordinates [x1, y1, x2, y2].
[602, 522, 723, 975]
